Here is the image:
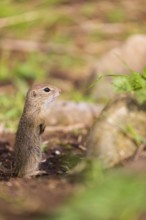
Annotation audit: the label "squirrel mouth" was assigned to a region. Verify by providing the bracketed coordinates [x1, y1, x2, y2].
[49, 92, 60, 103]
[53, 90, 60, 99]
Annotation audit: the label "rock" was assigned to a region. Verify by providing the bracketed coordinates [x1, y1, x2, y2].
[86, 95, 146, 168]
[45, 100, 103, 127]
[95, 34, 146, 74]
[89, 34, 146, 100]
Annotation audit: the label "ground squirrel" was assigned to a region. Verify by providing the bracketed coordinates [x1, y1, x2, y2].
[14, 83, 61, 177]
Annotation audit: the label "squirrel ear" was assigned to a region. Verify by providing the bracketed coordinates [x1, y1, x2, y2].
[31, 90, 37, 97]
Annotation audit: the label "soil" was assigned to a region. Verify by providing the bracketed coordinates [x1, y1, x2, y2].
[0, 127, 88, 220]
[1, 128, 146, 220]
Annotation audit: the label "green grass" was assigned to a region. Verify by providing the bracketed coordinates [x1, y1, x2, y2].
[80, 2, 96, 18]
[106, 8, 126, 23]
[0, 1, 24, 18]
[0, 52, 47, 81]
[112, 69, 146, 103]
[52, 161, 146, 220]
[0, 93, 25, 130]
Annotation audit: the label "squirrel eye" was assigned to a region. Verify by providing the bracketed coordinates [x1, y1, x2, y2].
[43, 87, 51, 92]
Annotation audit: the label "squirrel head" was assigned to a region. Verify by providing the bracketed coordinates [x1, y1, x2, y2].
[24, 83, 61, 120]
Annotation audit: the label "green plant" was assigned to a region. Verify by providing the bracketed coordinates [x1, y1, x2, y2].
[51, 160, 146, 220]
[90, 69, 146, 104]
[112, 69, 146, 103]
[106, 8, 126, 23]
[0, 92, 25, 130]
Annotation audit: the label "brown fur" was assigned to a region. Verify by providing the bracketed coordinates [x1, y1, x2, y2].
[14, 83, 60, 177]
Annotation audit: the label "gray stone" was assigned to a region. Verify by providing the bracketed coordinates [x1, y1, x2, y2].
[86, 96, 146, 167]
[45, 100, 103, 127]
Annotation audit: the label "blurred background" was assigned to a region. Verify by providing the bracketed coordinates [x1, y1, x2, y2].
[1, 1, 146, 220]
[0, 0, 146, 130]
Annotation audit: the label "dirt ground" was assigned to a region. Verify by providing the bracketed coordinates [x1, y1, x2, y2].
[1, 127, 146, 220]
[0, 127, 88, 220]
